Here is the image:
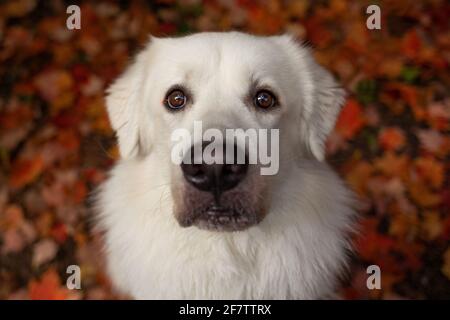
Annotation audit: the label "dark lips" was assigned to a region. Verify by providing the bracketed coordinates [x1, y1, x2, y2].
[194, 205, 256, 231]
[206, 205, 230, 215]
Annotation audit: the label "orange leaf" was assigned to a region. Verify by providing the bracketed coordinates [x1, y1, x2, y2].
[304, 16, 333, 48]
[9, 156, 44, 189]
[401, 30, 422, 60]
[72, 180, 87, 203]
[443, 247, 450, 280]
[50, 222, 68, 244]
[382, 83, 425, 120]
[378, 58, 403, 78]
[0, 105, 33, 130]
[58, 129, 80, 151]
[345, 161, 373, 196]
[0, 204, 24, 231]
[374, 152, 410, 178]
[414, 157, 444, 189]
[28, 269, 69, 300]
[378, 127, 406, 151]
[420, 211, 443, 240]
[335, 99, 365, 139]
[398, 85, 424, 119]
[389, 210, 419, 239]
[409, 180, 441, 207]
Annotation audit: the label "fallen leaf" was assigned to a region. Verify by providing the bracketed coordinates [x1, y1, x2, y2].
[9, 156, 44, 189]
[401, 30, 422, 60]
[28, 269, 69, 300]
[1, 229, 25, 254]
[416, 129, 445, 154]
[421, 211, 443, 240]
[335, 99, 366, 139]
[32, 239, 58, 267]
[414, 157, 444, 189]
[379, 127, 406, 151]
[442, 247, 450, 280]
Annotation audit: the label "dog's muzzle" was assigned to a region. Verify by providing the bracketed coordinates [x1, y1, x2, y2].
[178, 142, 259, 231]
[181, 144, 248, 201]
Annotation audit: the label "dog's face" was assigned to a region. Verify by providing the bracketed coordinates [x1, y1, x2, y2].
[105, 32, 344, 232]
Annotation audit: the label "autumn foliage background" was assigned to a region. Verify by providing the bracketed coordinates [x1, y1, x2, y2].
[0, 0, 449, 299]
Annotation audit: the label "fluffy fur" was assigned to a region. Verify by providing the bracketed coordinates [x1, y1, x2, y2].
[96, 32, 357, 299]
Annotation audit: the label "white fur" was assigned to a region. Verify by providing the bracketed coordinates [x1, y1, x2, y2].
[96, 32, 356, 299]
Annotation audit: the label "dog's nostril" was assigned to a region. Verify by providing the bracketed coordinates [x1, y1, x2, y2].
[220, 163, 248, 191]
[226, 164, 245, 174]
[181, 163, 202, 176]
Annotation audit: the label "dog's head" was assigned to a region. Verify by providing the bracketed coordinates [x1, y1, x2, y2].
[105, 32, 345, 232]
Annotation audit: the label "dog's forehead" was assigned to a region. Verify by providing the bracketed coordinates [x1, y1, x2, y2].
[152, 33, 289, 79]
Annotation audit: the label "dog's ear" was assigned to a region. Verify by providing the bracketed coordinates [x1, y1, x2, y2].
[105, 43, 153, 159]
[276, 35, 346, 161]
[303, 61, 346, 161]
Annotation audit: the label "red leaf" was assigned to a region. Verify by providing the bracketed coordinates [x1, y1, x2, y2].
[378, 127, 406, 151]
[401, 30, 422, 60]
[28, 269, 69, 300]
[9, 156, 44, 189]
[50, 222, 68, 244]
[304, 16, 333, 48]
[72, 180, 87, 204]
[335, 99, 365, 139]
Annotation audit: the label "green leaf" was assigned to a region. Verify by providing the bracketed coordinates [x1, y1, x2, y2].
[401, 66, 420, 83]
[356, 79, 378, 105]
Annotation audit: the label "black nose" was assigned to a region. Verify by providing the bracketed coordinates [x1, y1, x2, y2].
[180, 144, 248, 200]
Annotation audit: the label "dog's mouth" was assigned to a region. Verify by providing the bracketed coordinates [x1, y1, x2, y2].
[181, 203, 259, 232]
[197, 205, 258, 231]
[173, 167, 268, 232]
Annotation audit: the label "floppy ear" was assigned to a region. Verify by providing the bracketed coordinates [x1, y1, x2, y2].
[277, 35, 346, 161]
[105, 45, 153, 159]
[303, 61, 346, 161]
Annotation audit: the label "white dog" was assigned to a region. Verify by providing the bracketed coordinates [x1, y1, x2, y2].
[96, 32, 357, 299]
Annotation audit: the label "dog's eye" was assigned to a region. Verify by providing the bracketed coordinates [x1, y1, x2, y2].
[165, 89, 187, 110]
[254, 90, 276, 109]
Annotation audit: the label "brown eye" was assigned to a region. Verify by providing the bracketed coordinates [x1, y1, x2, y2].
[254, 90, 276, 109]
[166, 89, 187, 110]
